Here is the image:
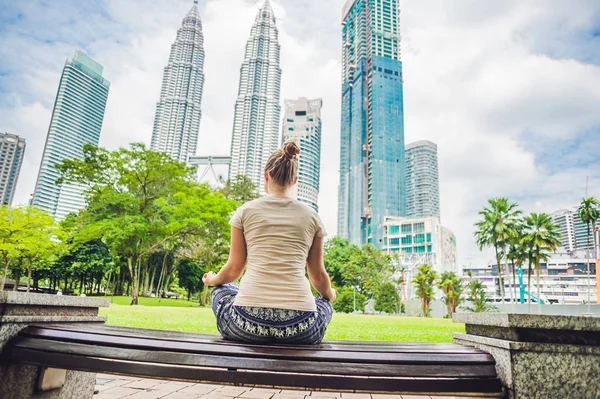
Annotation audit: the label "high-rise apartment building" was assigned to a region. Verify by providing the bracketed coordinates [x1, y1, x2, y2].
[151, 0, 205, 164]
[0, 133, 26, 206]
[338, 0, 406, 248]
[282, 98, 323, 211]
[405, 140, 440, 219]
[229, 0, 282, 194]
[552, 207, 600, 256]
[31, 51, 110, 219]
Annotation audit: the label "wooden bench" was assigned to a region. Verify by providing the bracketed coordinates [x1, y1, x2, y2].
[3, 323, 506, 398]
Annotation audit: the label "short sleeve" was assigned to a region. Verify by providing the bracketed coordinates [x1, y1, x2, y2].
[229, 206, 244, 231]
[313, 213, 327, 238]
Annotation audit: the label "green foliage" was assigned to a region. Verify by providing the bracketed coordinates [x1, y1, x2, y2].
[521, 212, 561, 304]
[219, 175, 259, 204]
[474, 198, 522, 300]
[463, 279, 498, 312]
[333, 286, 366, 313]
[374, 282, 400, 314]
[177, 260, 205, 300]
[438, 271, 463, 318]
[412, 264, 439, 317]
[0, 206, 57, 291]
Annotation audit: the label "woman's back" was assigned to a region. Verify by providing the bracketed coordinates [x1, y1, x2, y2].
[230, 196, 326, 312]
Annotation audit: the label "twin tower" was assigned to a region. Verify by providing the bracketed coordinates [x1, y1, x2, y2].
[150, 0, 322, 211]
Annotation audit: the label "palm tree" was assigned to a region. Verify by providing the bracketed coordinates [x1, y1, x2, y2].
[438, 271, 463, 318]
[506, 221, 526, 302]
[412, 264, 439, 317]
[521, 213, 561, 308]
[463, 279, 497, 313]
[474, 198, 522, 302]
[577, 197, 600, 309]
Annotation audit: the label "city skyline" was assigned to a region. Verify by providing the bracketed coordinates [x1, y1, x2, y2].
[1, 0, 599, 267]
[0, 132, 26, 206]
[31, 51, 110, 220]
[150, 1, 205, 164]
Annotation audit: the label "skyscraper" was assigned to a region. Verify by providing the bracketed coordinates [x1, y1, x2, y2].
[552, 207, 600, 255]
[151, 0, 205, 164]
[338, 0, 406, 248]
[282, 98, 323, 211]
[229, 0, 282, 194]
[405, 140, 440, 219]
[31, 51, 110, 219]
[0, 133, 26, 206]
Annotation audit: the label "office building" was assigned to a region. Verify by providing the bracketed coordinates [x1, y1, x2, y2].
[151, 0, 205, 164]
[31, 51, 110, 219]
[338, 0, 406, 247]
[405, 140, 440, 219]
[282, 98, 323, 211]
[0, 133, 26, 206]
[229, 0, 282, 194]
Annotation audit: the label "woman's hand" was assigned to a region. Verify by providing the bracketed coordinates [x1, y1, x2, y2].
[202, 271, 217, 287]
[325, 288, 337, 303]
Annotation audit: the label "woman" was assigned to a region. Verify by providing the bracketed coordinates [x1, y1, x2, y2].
[202, 141, 336, 345]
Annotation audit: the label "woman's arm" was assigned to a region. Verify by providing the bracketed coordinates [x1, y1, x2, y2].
[306, 236, 336, 302]
[202, 226, 247, 286]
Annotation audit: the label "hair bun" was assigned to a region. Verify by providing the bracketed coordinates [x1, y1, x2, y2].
[282, 140, 300, 159]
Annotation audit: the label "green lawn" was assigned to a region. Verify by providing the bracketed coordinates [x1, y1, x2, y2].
[100, 302, 465, 342]
[107, 296, 200, 307]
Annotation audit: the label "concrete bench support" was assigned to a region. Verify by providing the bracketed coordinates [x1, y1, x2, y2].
[453, 313, 600, 399]
[0, 292, 109, 399]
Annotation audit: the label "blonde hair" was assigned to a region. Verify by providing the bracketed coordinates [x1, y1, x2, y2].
[265, 141, 300, 188]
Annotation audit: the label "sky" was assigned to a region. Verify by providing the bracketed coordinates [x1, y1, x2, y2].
[1, 0, 600, 268]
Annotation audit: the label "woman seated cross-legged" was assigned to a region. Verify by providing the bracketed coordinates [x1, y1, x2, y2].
[202, 141, 336, 345]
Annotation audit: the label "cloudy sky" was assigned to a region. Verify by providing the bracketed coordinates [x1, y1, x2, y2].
[1, 0, 600, 267]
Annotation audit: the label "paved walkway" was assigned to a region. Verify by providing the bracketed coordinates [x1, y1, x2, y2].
[93, 374, 468, 399]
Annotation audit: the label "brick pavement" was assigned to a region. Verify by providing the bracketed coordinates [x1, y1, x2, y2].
[93, 374, 471, 399]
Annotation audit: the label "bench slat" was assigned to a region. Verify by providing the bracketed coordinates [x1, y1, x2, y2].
[35, 324, 483, 354]
[20, 327, 494, 366]
[9, 346, 504, 396]
[11, 338, 498, 378]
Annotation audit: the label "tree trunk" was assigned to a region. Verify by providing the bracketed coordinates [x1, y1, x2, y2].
[142, 261, 150, 297]
[586, 224, 591, 310]
[27, 258, 32, 293]
[128, 257, 139, 305]
[494, 247, 505, 301]
[527, 261, 533, 311]
[13, 272, 20, 291]
[0, 255, 11, 291]
[536, 261, 542, 312]
[503, 246, 514, 304]
[149, 267, 157, 297]
[511, 260, 517, 304]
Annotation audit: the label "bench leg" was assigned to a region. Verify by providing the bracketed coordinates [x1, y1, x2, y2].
[38, 368, 67, 391]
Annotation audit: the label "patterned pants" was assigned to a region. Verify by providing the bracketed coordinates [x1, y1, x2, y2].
[211, 284, 334, 345]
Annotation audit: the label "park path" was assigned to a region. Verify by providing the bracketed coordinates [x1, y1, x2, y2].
[93, 374, 469, 399]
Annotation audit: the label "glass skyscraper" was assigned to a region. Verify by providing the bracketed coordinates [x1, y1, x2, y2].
[151, 0, 205, 164]
[338, 0, 406, 248]
[405, 140, 440, 219]
[282, 98, 323, 211]
[229, 0, 282, 194]
[31, 51, 110, 219]
[0, 133, 26, 206]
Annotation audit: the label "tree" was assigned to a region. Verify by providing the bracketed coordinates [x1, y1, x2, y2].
[56, 143, 236, 305]
[474, 198, 522, 302]
[176, 260, 205, 300]
[219, 175, 259, 204]
[577, 197, 600, 307]
[506, 222, 528, 303]
[412, 264, 439, 317]
[0, 206, 57, 291]
[463, 279, 497, 313]
[374, 282, 400, 314]
[334, 286, 365, 313]
[323, 237, 359, 288]
[521, 213, 561, 306]
[438, 271, 463, 318]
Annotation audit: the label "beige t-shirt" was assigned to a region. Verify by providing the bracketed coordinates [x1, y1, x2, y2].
[229, 196, 327, 312]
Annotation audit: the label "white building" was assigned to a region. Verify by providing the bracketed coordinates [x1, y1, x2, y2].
[405, 140, 440, 219]
[551, 206, 600, 257]
[282, 98, 322, 211]
[151, 0, 205, 164]
[0, 133, 26, 206]
[228, 0, 282, 194]
[463, 253, 598, 304]
[31, 51, 110, 219]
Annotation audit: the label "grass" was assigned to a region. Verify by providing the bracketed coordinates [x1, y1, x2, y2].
[99, 301, 465, 342]
[106, 296, 200, 307]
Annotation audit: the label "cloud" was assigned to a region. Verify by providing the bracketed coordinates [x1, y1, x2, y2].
[1, 0, 600, 268]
